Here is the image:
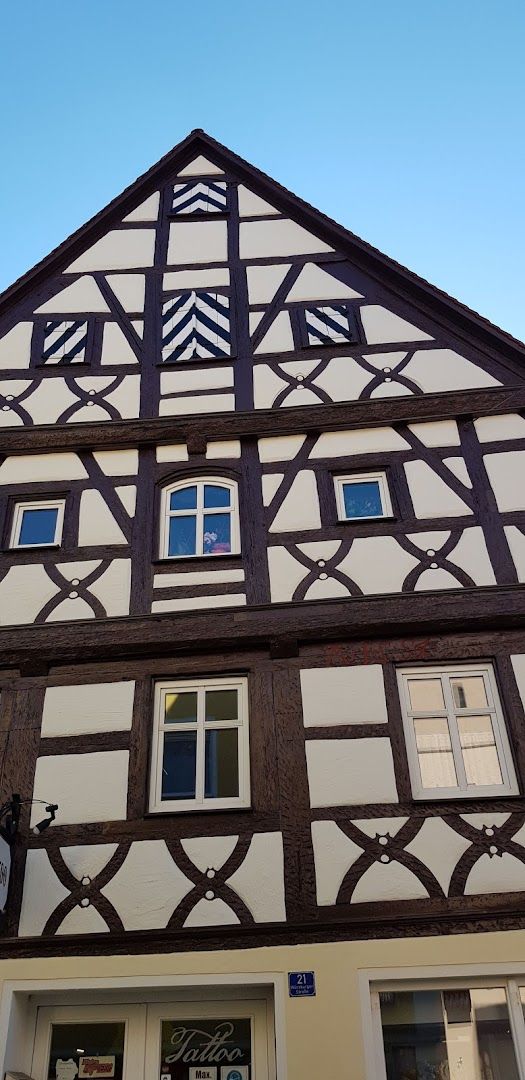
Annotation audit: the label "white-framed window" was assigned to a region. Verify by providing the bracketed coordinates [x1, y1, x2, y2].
[10, 499, 65, 549]
[369, 975, 525, 1080]
[160, 477, 240, 559]
[334, 471, 393, 521]
[149, 676, 250, 812]
[397, 662, 519, 799]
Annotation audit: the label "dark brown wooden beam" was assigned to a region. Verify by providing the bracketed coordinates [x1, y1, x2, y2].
[0, 585, 524, 668]
[1, 385, 525, 454]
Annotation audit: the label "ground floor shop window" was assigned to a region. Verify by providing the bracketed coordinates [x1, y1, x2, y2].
[374, 980, 525, 1079]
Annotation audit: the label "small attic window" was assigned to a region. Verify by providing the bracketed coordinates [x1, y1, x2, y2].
[41, 320, 89, 364]
[303, 304, 359, 347]
[171, 180, 228, 215]
[161, 290, 231, 361]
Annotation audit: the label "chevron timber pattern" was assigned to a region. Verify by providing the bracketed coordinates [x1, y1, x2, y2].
[161, 290, 231, 360]
[171, 180, 228, 214]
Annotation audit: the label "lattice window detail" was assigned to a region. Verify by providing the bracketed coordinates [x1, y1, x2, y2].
[305, 304, 358, 346]
[42, 320, 89, 363]
[161, 290, 231, 361]
[171, 180, 228, 214]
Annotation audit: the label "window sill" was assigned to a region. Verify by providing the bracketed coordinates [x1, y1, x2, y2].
[146, 804, 253, 817]
[337, 514, 397, 525]
[153, 553, 242, 567]
[156, 356, 236, 368]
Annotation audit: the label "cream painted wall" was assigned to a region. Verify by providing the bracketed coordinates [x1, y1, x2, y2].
[300, 665, 388, 726]
[41, 680, 135, 737]
[3, 931, 525, 1080]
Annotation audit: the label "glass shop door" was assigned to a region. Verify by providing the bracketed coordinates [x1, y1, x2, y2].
[31, 1005, 147, 1080]
[145, 999, 272, 1080]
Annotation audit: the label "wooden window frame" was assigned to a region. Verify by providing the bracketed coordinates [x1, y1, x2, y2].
[10, 498, 65, 550]
[160, 476, 240, 559]
[397, 662, 519, 800]
[334, 471, 393, 522]
[149, 675, 250, 813]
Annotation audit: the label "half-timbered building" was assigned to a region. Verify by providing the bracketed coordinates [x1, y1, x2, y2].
[1, 129, 525, 1078]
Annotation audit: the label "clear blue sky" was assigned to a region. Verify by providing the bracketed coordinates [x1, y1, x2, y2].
[1, 0, 524, 340]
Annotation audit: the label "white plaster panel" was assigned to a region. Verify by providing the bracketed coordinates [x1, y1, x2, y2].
[116, 486, 136, 514]
[511, 655, 525, 713]
[0, 452, 86, 484]
[101, 323, 139, 365]
[475, 414, 525, 442]
[32, 751, 129, 825]
[78, 490, 128, 546]
[60, 844, 119, 881]
[280, 359, 325, 380]
[227, 833, 286, 922]
[246, 263, 291, 304]
[42, 681, 135, 737]
[267, 547, 309, 602]
[46, 596, 95, 622]
[484, 451, 525, 511]
[163, 268, 230, 290]
[361, 351, 408, 372]
[105, 274, 145, 312]
[240, 219, 333, 258]
[0, 565, 59, 626]
[312, 356, 371, 402]
[311, 820, 363, 906]
[102, 375, 141, 420]
[178, 156, 224, 176]
[405, 818, 471, 894]
[352, 861, 429, 904]
[296, 540, 342, 560]
[0, 322, 33, 368]
[154, 569, 244, 588]
[249, 313, 264, 336]
[159, 394, 235, 416]
[56, 559, 101, 579]
[254, 312, 294, 354]
[447, 527, 496, 585]
[505, 526, 525, 581]
[269, 470, 321, 531]
[300, 665, 388, 726]
[403, 349, 500, 392]
[310, 427, 408, 457]
[303, 577, 349, 600]
[181, 835, 239, 873]
[442, 456, 472, 487]
[461, 813, 510, 830]
[404, 460, 471, 517]
[370, 380, 411, 399]
[93, 449, 138, 475]
[407, 530, 450, 551]
[414, 568, 460, 591]
[360, 306, 432, 344]
[253, 365, 287, 408]
[286, 262, 362, 301]
[238, 186, 280, 217]
[160, 367, 233, 393]
[259, 434, 306, 462]
[167, 220, 228, 265]
[101, 840, 193, 930]
[87, 559, 131, 616]
[56, 905, 110, 935]
[206, 439, 241, 459]
[66, 230, 155, 272]
[0, 408, 24, 428]
[156, 443, 189, 462]
[306, 739, 399, 807]
[122, 191, 160, 222]
[338, 537, 418, 594]
[35, 277, 110, 314]
[408, 420, 461, 447]
[262, 474, 284, 505]
[18, 851, 70, 936]
[465, 853, 525, 895]
[351, 818, 408, 840]
[19, 380, 78, 425]
[276, 387, 319, 409]
[184, 897, 239, 928]
[151, 593, 246, 613]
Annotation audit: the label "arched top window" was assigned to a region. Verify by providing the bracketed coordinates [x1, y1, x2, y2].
[160, 477, 240, 559]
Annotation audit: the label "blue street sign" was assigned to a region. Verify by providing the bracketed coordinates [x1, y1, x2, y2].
[288, 971, 316, 997]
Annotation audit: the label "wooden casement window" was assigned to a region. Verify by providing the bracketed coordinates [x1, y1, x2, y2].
[10, 498, 65, 549]
[303, 303, 359, 346]
[170, 179, 228, 215]
[160, 478, 240, 559]
[161, 290, 231, 361]
[149, 677, 250, 812]
[397, 663, 519, 800]
[334, 471, 393, 521]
